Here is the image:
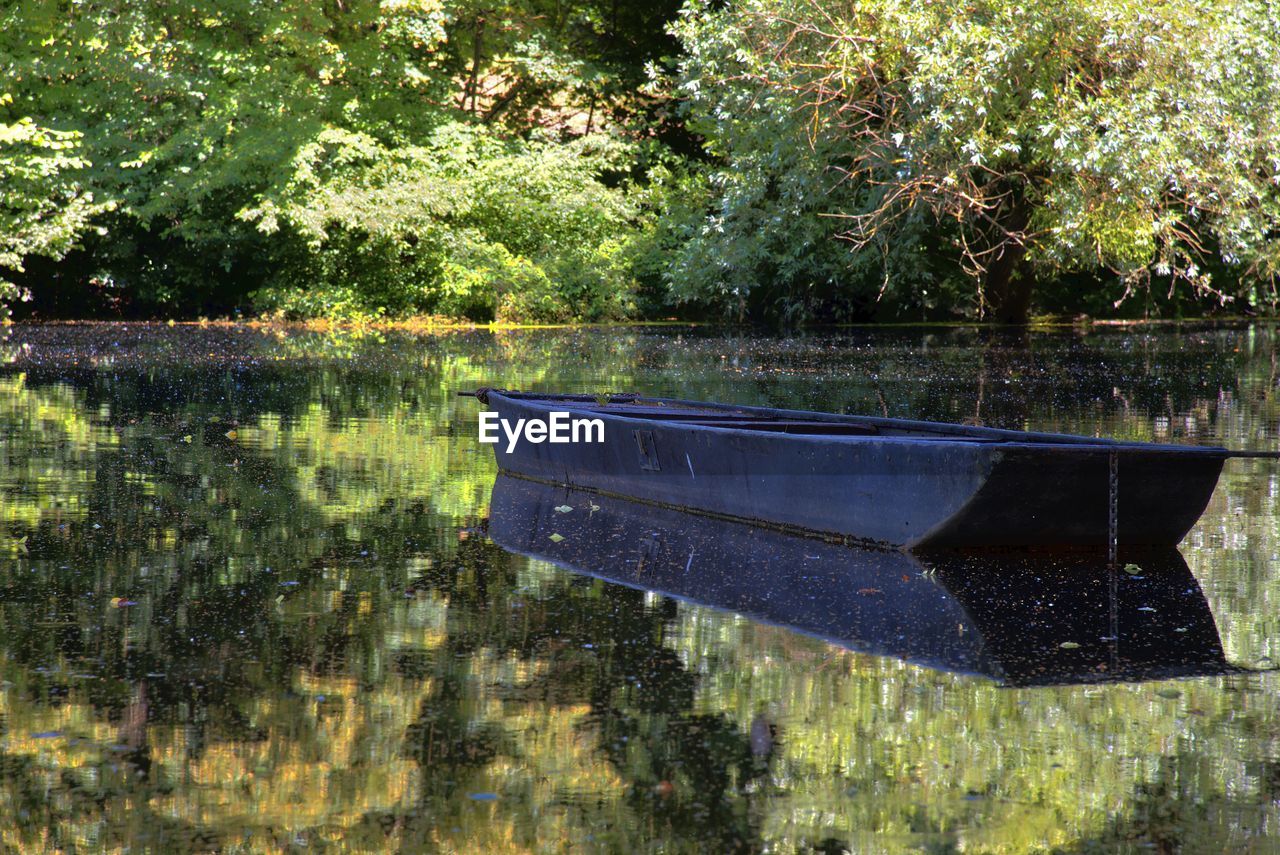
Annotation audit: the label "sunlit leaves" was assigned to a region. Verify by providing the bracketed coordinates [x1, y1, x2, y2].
[250, 121, 645, 322]
[0, 98, 105, 314]
[674, 0, 1280, 319]
[0, 0, 671, 321]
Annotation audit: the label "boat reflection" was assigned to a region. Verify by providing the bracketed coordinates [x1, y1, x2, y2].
[488, 474, 1240, 687]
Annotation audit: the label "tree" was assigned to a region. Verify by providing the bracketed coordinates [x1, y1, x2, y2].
[439, 0, 685, 139]
[0, 0, 459, 312]
[675, 0, 1280, 322]
[0, 0, 680, 321]
[0, 94, 103, 318]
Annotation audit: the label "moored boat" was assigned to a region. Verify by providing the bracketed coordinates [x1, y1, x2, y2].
[470, 389, 1233, 552]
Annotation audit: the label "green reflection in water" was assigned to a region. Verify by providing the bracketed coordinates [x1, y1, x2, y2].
[0, 323, 1277, 852]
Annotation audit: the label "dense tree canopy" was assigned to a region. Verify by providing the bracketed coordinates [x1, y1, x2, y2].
[0, 95, 104, 317]
[672, 0, 1280, 322]
[2, 0, 1279, 323]
[0, 0, 678, 321]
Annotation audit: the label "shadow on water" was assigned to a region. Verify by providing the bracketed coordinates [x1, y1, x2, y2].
[488, 474, 1244, 688]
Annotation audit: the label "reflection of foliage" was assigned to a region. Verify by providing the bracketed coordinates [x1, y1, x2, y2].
[1076, 753, 1277, 853]
[0, 373, 118, 530]
[0, 325, 1279, 851]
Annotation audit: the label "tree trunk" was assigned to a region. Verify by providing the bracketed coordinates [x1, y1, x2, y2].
[984, 247, 1035, 325]
[467, 19, 485, 115]
[980, 187, 1035, 324]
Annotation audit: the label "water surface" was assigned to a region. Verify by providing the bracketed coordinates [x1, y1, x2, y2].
[1, 323, 1278, 852]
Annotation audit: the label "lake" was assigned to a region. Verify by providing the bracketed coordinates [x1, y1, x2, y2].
[1, 322, 1278, 852]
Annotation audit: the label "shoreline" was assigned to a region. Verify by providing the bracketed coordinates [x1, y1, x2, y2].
[4, 315, 1277, 333]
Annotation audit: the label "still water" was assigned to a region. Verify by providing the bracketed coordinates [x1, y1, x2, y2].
[1, 323, 1279, 853]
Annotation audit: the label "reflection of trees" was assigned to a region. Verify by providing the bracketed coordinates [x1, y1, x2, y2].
[1, 324, 1280, 850]
[375, 537, 768, 853]
[969, 328, 1031, 429]
[1072, 752, 1277, 853]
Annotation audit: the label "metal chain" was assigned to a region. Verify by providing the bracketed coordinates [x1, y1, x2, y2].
[1108, 450, 1119, 566]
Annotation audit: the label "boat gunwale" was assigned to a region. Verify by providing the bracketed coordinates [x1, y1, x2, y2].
[484, 390, 1233, 457]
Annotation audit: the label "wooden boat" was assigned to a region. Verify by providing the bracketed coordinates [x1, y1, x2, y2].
[488, 475, 1239, 686]
[471, 389, 1239, 552]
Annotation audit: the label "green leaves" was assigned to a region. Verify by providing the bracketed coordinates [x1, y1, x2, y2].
[0, 0, 460, 311]
[673, 0, 1280, 321]
[0, 97, 106, 315]
[249, 121, 645, 322]
[0, 0, 671, 321]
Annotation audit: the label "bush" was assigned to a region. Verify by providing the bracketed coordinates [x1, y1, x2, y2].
[672, 0, 1280, 323]
[244, 123, 648, 322]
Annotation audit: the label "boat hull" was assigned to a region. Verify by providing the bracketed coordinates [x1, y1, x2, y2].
[483, 392, 1226, 551]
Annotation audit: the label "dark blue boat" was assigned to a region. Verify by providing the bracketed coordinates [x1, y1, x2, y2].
[474, 390, 1230, 552]
[488, 475, 1238, 686]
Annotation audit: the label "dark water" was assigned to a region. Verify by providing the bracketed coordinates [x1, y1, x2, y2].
[1, 323, 1278, 853]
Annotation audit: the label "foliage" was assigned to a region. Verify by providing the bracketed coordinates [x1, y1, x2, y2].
[246, 123, 644, 321]
[650, 83, 962, 323]
[0, 95, 104, 317]
[0, 0, 678, 322]
[673, 0, 1280, 322]
[7, 0, 1280, 323]
[439, 0, 686, 141]
[0, 0, 454, 314]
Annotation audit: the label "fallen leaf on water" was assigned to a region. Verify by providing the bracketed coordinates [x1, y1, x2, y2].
[225, 429, 238, 440]
[1123, 563, 1143, 575]
[549, 533, 565, 542]
[1059, 642, 1081, 649]
[1155, 688, 1181, 699]
[554, 505, 573, 513]
[181, 434, 193, 443]
[858, 588, 883, 596]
